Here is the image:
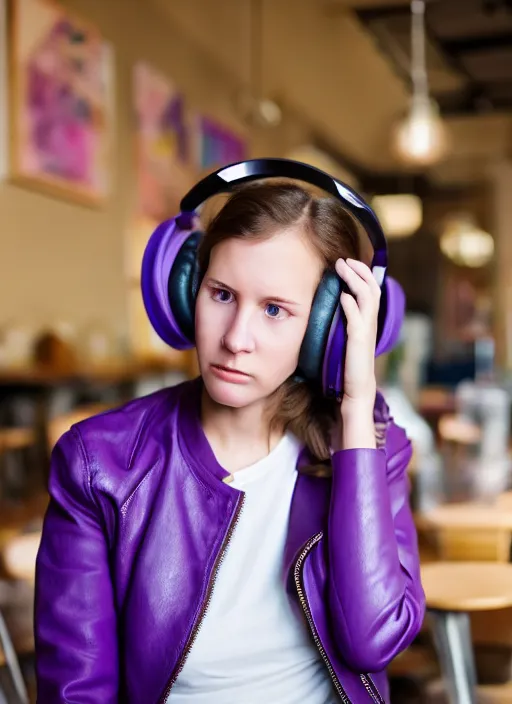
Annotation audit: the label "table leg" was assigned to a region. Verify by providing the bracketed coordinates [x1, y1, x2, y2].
[429, 609, 477, 704]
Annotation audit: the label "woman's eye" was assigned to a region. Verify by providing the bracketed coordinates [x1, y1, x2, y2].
[265, 303, 282, 319]
[212, 288, 233, 303]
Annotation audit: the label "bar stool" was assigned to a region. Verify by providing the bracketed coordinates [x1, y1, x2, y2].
[422, 562, 512, 704]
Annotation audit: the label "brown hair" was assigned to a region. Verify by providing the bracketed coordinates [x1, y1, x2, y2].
[197, 180, 361, 468]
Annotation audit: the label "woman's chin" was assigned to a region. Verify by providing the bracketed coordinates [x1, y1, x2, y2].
[203, 375, 256, 409]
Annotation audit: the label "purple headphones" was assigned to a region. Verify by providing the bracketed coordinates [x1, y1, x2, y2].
[141, 158, 405, 400]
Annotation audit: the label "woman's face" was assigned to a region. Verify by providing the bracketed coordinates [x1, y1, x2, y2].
[195, 226, 324, 410]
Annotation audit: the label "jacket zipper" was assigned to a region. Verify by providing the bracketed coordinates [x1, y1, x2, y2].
[158, 493, 245, 703]
[294, 533, 352, 704]
[360, 674, 385, 704]
[294, 532, 385, 704]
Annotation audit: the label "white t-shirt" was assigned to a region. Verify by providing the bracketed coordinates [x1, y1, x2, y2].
[170, 432, 336, 704]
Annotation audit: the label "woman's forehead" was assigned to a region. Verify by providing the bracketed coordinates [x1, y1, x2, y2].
[207, 228, 323, 297]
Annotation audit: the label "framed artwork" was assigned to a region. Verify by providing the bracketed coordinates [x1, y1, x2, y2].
[8, 0, 114, 205]
[194, 115, 247, 171]
[133, 61, 193, 223]
[128, 61, 195, 370]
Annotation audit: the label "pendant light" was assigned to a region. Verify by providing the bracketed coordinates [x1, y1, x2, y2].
[440, 213, 494, 268]
[392, 0, 449, 167]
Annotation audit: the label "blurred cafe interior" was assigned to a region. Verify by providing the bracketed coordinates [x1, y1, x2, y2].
[2, 0, 512, 701]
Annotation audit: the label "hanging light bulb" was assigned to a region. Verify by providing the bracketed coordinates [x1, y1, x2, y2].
[234, 0, 282, 129]
[392, 0, 450, 167]
[393, 96, 449, 166]
[234, 89, 282, 128]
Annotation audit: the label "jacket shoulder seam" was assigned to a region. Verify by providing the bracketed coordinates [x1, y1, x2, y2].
[120, 460, 160, 517]
[128, 388, 179, 469]
[69, 424, 96, 507]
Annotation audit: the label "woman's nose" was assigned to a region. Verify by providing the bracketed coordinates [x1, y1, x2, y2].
[222, 310, 256, 354]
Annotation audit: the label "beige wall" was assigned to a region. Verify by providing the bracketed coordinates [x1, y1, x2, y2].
[491, 160, 512, 370]
[157, 0, 410, 169]
[0, 0, 292, 346]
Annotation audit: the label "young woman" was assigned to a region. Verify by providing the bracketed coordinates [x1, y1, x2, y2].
[34, 162, 425, 704]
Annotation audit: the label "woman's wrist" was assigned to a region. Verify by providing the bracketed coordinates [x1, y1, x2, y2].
[335, 394, 377, 451]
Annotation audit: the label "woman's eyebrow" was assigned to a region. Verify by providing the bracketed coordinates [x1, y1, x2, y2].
[265, 295, 302, 307]
[207, 277, 235, 291]
[207, 278, 302, 308]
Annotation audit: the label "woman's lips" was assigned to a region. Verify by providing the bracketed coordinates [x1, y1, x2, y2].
[210, 365, 252, 384]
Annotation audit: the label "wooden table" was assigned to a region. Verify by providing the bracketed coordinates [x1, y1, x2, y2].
[419, 502, 512, 531]
[417, 501, 512, 562]
[421, 562, 512, 704]
[0, 358, 187, 387]
[0, 358, 190, 488]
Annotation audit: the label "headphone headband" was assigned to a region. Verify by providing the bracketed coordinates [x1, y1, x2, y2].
[180, 157, 388, 281]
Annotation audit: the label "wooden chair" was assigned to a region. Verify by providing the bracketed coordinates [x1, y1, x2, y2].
[422, 562, 512, 704]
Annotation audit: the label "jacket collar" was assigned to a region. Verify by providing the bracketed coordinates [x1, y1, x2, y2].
[177, 377, 235, 483]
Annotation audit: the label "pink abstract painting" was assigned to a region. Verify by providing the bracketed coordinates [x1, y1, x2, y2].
[10, 0, 112, 204]
[133, 61, 193, 222]
[195, 115, 247, 171]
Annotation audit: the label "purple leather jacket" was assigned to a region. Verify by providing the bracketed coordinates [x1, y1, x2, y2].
[34, 378, 425, 704]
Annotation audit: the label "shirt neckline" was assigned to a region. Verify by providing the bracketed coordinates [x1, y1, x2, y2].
[177, 378, 302, 492]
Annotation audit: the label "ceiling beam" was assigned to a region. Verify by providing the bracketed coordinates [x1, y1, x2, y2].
[441, 33, 512, 54]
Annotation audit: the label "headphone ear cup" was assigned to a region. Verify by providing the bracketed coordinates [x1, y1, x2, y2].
[375, 276, 405, 356]
[141, 218, 199, 350]
[167, 231, 201, 345]
[298, 272, 404, 398]
[297, 270, 341, 384]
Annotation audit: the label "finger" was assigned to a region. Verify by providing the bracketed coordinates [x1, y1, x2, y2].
[335, 259, 374, 309]
[345, 259, 382, 299]
[340, 291, 361, 327]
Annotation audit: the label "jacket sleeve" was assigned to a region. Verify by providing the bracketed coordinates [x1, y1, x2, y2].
[326, 419, 425, 673]
[35, 427, 119, 703]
